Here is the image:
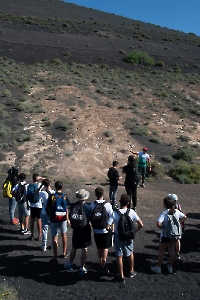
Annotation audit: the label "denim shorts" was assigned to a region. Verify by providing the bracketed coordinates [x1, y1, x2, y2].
[114, 234, 134, 257]
[50, 221, 67, 236]
[18, 202, 30, 217]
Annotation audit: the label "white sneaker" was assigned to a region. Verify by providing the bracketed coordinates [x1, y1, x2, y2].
[40, 244, 47, 252]
[167, 264, 173, 274]
[23, 230, 31, 235]
[151, 265, 161, 274]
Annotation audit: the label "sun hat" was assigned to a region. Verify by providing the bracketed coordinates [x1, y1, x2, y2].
[167, 194, 178, 201]
[143, 147, 148, 151]
[76, 189, 90, 200]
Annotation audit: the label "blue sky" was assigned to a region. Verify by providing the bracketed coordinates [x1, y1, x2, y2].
[63, 0, 200, 36]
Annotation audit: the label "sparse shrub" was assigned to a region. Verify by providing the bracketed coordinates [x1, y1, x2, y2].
[173, 146, 195, 161]
[52, 58, 62, 65]
[173, 106, 183, 111]
[162, 155, 173, 163]
[104, 130, 113, 137]
[125, 51, 155, 67]
[65, 150, 73, 157]
[178, 135, 190, 142]
[147, 160, 165, 180]
[119, 49, 126, 54]
[0, 124, 10, 136]
[2, 89, 11, 97]
[169, 160, 200, 183]
[156, 61, 165, 67]
[48, 95, 57, 100]
[0, 281, 18, 300]
[56, 123, 72, 131]
[16, 133, 31, 142]
[130, 125, 148, 136]
[149, 136, 160, 143]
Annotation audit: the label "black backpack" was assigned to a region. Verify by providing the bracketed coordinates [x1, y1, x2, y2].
[91, 200, 108, 229]
[117, 208, 136, 241]
[16, 183, 26, 203]
[70, 201, 87, 230]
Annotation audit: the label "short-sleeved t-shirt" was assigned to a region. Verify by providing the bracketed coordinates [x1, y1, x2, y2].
[137, 152, 150, 166]
[26, 183, 43, 208]
[12, 182, 28, 203]
[90, 200, 113, 234]
[123, 164, 139, 184]
[107, 208, 140, 234]
[158, 209, 185, 238]
[40, 189, 55, 215]
[107, 167, 119, 186]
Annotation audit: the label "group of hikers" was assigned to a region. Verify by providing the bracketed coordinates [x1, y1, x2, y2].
[2, 147, 187, 283]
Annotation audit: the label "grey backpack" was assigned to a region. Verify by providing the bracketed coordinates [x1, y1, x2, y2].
[164, 213, 182, 239]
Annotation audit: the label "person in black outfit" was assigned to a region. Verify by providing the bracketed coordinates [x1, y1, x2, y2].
[107, 161, 120, 208]
[122, 156, 140, 210]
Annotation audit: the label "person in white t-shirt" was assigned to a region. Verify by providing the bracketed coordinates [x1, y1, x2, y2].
[107, 194, 143, 283]
[39, 178, 55, 251]
[151, 197, 186, 274]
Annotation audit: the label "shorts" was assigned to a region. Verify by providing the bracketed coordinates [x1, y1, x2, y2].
[30, 207, 42, 219]
[50, 221, 67, 236]
[94, 231, 112, 249]
[72, 224, 92, 249]
[160, 236, 170, 243]
[114, 234, 134, 257]
[18, 202, 30, 217]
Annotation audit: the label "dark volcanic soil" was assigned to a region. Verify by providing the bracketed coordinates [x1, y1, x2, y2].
[0, 177, 200, 300]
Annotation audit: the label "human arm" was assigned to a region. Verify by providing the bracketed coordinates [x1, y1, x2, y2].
[136, 219, 143, 232]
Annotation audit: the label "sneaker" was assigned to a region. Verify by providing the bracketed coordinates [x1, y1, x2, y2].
[129, 271, 137, 278]
[78, 266, 88, 275]
[151, 265, 161, 274]
[175, 253, 181, 260]
[99, 266, 109, 274]
[64, 262, 73, 271]
[20, 229, 25, 234]
[115, 274, 125, 283]
[23, 230, 31, 235]
[9, 220, 19, 225]
[40, 244, 47, 252]
[167, 264, 173, 274]
[141, 183, 145, 188]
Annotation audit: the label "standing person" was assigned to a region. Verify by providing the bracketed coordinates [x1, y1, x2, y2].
[167, 193, 185, 259]
[122, 155, 140, 211]
[90, 187, 113, 273]
[27, 173, 45, 240]
[64, 189, 91, 275]
[131, 147, 151, 187]
[47, 181, 70, 264]
[107, 161, 121, 208]
[3, 167, 19, 224]
[107, 194, 143, 283]
[39, 179, 55, 251]
[151, 197, 187, 274]
[12, 173, 30, 234]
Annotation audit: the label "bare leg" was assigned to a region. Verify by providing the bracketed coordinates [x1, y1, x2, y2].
[101, 249, 108, 268]
[116, 256, 124, 278]
[25, 215, 29, 230]
[61, 232, 67, 256]
[52, 235, 58, 261]
[37, 218, 42, 238]
[80, 248, 87, 268]
[157, 242, 167, 267]
[128, 253, 134, 273]
[176, 239, 181, 255]
[97, 249, 102, 265]
[168, 240, 176, 267]
[30, 218, 35, 237]
[69, 247, 77, 264]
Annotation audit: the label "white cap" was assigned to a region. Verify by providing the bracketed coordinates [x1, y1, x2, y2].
[167, 194, 178, 201]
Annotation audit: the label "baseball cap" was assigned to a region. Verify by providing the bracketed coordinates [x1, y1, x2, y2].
[76, 189, 90, 200]
[143, 147, 148, 151]
[167, 194, 178, 201]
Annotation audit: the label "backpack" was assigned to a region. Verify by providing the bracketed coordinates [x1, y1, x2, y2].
[132, 166, 141, 183]
[107, 167, 114, 180]
[164, 212, 182, 240]
[27, 183, 40, 203]
[91, 201, 108, 229]
[15, 183, 26, 203]
[117, 208, 136, 241]
[51, 193, 68, 222]
[70, 201, 87, 229]
[2, 166, 18, 198]
[2, 180, 12, 198]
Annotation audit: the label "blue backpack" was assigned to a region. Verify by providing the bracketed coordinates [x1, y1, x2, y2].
[27, 183, 40, 203]
[51, 193, 68, 222]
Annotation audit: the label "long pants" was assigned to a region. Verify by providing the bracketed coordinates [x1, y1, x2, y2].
[138, 165, 146, 184]
[109, 185, 118, 206]
[9, 197, 17, 221]
[41, 213, 50, 246]
[124, 183, 137, 208]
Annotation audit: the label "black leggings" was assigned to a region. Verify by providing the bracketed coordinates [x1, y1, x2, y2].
[124, 183, 137, 208]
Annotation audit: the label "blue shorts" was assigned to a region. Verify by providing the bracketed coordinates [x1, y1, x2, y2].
[50, 221, 67, 236]
[114, 234, 134, 257]
[18, 202, 30, 217]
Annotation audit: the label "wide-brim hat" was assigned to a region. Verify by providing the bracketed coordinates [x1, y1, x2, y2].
[76, 189, 90, 200]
